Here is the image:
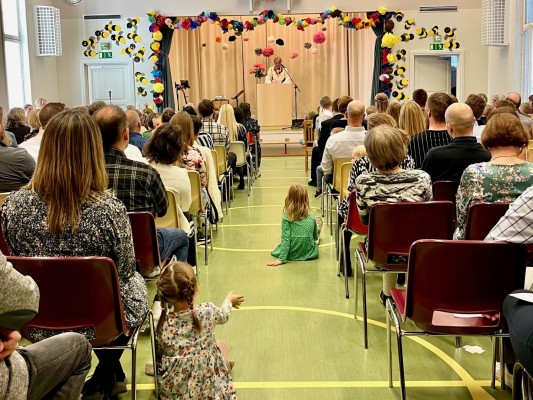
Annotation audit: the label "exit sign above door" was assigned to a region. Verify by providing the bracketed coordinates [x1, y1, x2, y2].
[99, 51, 113, 59]
[430, 43, 444, 51]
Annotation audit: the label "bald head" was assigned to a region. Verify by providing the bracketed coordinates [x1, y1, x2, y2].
[94, 105, 128, 151]
[445, 102, 475, 137]
[346, 100, 365, 127]
[126, 109, 141, 133]
[506, 92, 521, 109]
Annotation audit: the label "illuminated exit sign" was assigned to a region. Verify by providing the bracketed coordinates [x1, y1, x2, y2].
[430, 43, 444, 50]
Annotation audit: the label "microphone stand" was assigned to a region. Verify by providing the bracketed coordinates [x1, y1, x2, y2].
[174, 83, 181, 110]
[281, 64, 300, 128]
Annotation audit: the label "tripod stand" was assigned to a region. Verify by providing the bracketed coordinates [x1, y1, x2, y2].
[174, 80, 190, 110]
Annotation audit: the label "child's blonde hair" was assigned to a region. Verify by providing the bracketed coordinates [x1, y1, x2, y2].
[157, 261, 202, 333]
[284, 184, 310, 221]
[352, 145, 367, 161]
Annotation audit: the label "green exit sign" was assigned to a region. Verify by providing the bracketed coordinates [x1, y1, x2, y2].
[430, 43, 444, 51]
[99, 51, 113, 59]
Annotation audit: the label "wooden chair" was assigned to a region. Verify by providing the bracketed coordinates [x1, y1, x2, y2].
[188, 170, 213, 266]
[323, 158, 351, 234]
[214, 145, 232, 210]
[303, 120, 314, 172]
[334, 162, 352, 257]
[128, 212, 166, 279]
[355, 201, 455, 348]
[0, 192, 9, 205]
[8, 255, 158, 400]
[386, 240, 526, 400]
[229, 141, 251, 196]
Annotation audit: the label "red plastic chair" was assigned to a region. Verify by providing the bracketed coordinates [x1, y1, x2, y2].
[0, 210, 9, 256]
[128, 211, 166, 279]
[386, 240, 526, 400]
[355, 201, 455, 348]
[432, 180, 460, 204]
[464, 202, 510, 240]
[338, 191, 368, 298]
[7, 256, 158, 400]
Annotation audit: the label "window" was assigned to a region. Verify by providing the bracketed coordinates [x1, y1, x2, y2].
[2, 0, 31, 109]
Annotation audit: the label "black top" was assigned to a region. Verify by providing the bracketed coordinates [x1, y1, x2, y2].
[8, 125, 30, 145]
[421, 136, 491, 182]
[408, 129, 452, 169]
[318, 114, 344, 150]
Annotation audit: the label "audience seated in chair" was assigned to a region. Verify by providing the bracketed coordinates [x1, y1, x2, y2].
[1, 110, 148, 398]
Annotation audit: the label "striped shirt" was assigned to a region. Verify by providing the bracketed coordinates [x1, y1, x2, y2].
[408, 129, 451, 169]
[199, 118, 229, 150]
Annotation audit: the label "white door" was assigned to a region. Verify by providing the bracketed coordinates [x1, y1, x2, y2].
[83, 61, 134, 108]
[413, 55, 451, 96]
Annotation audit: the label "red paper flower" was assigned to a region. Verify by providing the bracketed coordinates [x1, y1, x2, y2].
[262, 47, 274, 57]
[181, 18, 191, 30]
[313, 32, 326, 44]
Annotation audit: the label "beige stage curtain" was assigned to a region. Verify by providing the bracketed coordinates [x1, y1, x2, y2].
[169, 13, 374, 117]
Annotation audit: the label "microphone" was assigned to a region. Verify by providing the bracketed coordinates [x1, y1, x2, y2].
[281, 63, 286, 69]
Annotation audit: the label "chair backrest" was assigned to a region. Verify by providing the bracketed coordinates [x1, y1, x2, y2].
[367, 201, 455, 268]
[464, 202, 510, 240]
[432, 180, 460, 205]
[339, 162, 352, 199]
[405, 239, 526, 334]
[211, 150, 220, 177]
[527, 140, 533, 162]
[0, 192, 9, 206]
[155, 190, 180, 229]
[345, 190, 368, 235]
[332, 158, 352, 192]
[128, 211, 162, 277]
[8, 256, 128, 347]
[229, 141, 247, 166]
[188, 170, 203, 214]
[0, 210, 9, 255]
[303, 120, 314, 145]
[214, 145, 227, 173]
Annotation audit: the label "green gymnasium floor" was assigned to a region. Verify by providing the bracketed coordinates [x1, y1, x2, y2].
[113, 156, 512, 400]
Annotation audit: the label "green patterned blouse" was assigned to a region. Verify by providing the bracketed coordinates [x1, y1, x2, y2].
[271, 213, 319, 263]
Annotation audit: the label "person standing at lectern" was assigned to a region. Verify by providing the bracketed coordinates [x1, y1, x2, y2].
[266, 57, 291, 84]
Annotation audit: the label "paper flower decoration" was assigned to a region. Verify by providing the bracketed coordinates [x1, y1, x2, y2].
[267, 35, 276, 43]
[381, 33, 400, 48]
[202, 43, 207, 47]
[254, 48, 263, 55]
[153, 82, 164, 93]
[229, 36, 236, 42]
[313, 32, 326, 44]
[262, 47, 274, 57]
[290, 50, 299, 59]
[378, 7, 388, 15]
[276, 39, 284, 46]
[311, 48, 318, 54]
[304, 42, 312, 49]
[222, 43, 229, 50]
[244, 38, 250, 42]
[216, 36, 222, 43]
[322, 27, 327, 31]
[152, 31, 163, 41]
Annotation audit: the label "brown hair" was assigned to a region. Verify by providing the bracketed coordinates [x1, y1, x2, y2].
[337, 96, 353, 114]
[465, 94, 487, 120]
[365, 125, 407, 171]
[29, 110, 107, 234]
[386, 102, 401, 125]
[427, 93, 453, 123]
[284, 184, 310, 221]
[88, 101, 107, 116]
[5, 107, 27, 130]
[157, 261, 202, 333]
[145, 123, 185, 165]
[161, 108, 175, 123]
[496, 99, 517, 109]
[141, 111, 155, 130]
[28, 109, 41, 130]
[94, 105, 128, 152]
[170, 111, 195, 146]
[367, 112, 397, 130]
[481, 113, 528, 149]
[486, 106, 518, 122]
[374, 93, 389, 113]
[39, 102, 67, 129]
[412, 89, 428, 109]
[198, 99, 215, 118]
[399, 101, 426, 136]
[239, 102, 252, 119]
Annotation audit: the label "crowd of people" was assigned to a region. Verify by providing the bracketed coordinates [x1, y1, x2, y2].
[1, 88, 533, 398]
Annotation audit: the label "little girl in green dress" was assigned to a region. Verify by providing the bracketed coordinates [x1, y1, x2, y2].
[267, 184, 320, 266]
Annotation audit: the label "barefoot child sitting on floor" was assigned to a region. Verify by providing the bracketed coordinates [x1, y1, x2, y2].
[267, 184, 321, 266]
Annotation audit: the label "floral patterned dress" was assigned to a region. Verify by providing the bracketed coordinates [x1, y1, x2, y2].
[182, 146, 208, 189]
[453, 162, 533, 239]
[157, 301, 237, 400]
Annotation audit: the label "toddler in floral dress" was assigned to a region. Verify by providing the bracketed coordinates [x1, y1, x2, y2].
[156, 261, 244, 399]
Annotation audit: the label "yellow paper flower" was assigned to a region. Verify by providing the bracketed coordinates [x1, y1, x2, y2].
[151, 42, 160, 51]
[382, 32, 399, 48]
[152, 31, 163, 41]
[148, 10, 156, 16]
[378, 7, 387, 15]
[153, 83, 164, 93]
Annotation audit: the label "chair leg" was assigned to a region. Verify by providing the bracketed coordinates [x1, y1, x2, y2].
[149, 310, 159, 399]
[396, 321, 407, 400]
[337, 224, 344, 277]
[491, 337, 497, 389]
[386, 300, 393, 388]
[193, 216, 199, 275]
[203, 214, 208, 266]
[321, 177, 325, 218]
[354, 249, 364, 319]
[329, 194, 333, 236]
[131, 339, 137, 400]
[455, 337, 462, 348]
[209, 210, 214, 252]
[247, 164, 251, 196]
[500, 336, 506, 389]
[361, 264, 369, 349]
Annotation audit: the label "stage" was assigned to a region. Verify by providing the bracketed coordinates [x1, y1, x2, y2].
[259, 127, 305, 157]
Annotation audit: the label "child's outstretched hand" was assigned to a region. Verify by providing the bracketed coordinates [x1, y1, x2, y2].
[226, 291, 245, 309]
[267, 259, 283, 267]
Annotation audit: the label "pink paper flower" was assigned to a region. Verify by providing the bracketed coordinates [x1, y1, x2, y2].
[290, 50, 299, 59]
[262, 47, 274, 57]
[313, 32, 326, 44]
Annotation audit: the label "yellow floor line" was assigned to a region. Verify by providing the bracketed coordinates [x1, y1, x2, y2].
[210, 242, 334, 251]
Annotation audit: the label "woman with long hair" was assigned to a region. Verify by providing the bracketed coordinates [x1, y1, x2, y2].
[5, 107, 30, 144]
[218, 104, 248, 189]
[1, 110, 148, 398]
[398, 100, 426, 138]
[239, 102, 261, 170]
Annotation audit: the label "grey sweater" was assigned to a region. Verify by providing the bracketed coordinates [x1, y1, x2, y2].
[0, 253, 40, 399]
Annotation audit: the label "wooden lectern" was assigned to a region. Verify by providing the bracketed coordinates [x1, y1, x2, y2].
[256, 83, 292, 129]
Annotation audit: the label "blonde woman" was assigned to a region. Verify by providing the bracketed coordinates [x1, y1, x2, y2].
[374, 92, 389, 113]
[5, 107, 30, 144]
[218, 104, 248, 189]
[398, 100, 426, 137]
[386, 102, 401, 125]
[1, 110, 148, 398]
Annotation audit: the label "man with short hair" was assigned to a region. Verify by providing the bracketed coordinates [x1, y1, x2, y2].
[315, 100, 366, 197]
[408, 92, 454, 168]
[94, 106, 189, 267]
[465, 93, 487, 141]
[19, 102, 66, 160]
[315, 96, 333, 135]
[126, 109, 148, 153]
[422, 103, 490, 182]
[412, 88, 428, 111]
[506, 91, 533, 133]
